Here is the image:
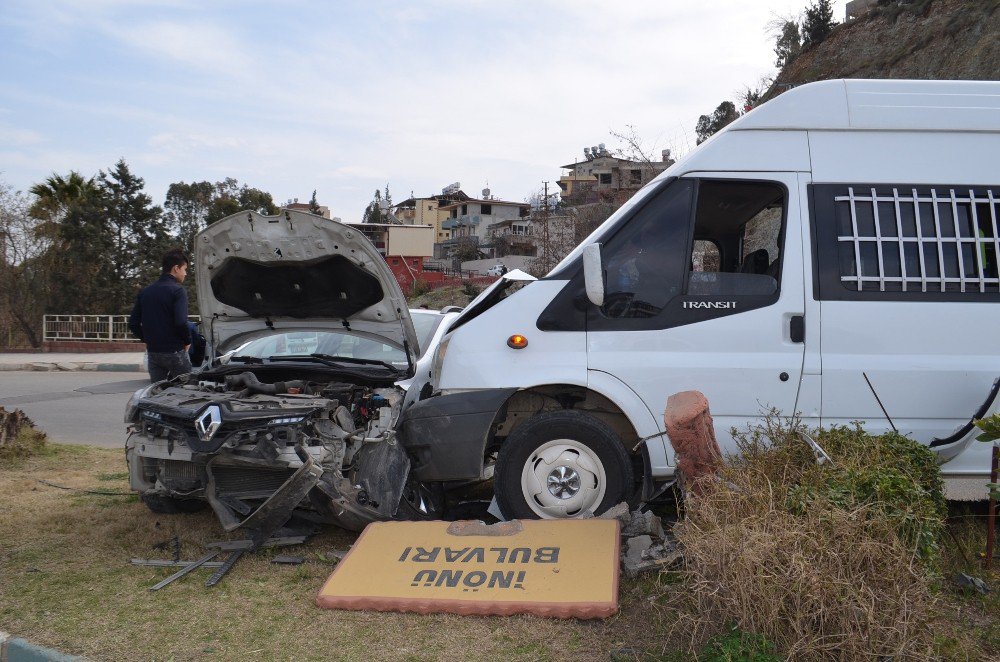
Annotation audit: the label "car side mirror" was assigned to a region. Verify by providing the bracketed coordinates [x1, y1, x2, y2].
[583, 243, 605, 307]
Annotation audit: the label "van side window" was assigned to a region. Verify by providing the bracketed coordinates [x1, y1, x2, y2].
[812, 185, 1000, 301]
[599, 179, 694, 319]
[687, 180, 785, 297]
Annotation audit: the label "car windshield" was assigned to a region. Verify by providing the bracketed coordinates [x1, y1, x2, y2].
[410, 310, 447, 357]
[235, 331, 408, 366]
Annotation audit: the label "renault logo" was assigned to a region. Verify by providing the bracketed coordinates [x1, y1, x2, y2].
[195, 405, 222, 442]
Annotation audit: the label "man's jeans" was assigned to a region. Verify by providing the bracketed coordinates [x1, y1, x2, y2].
[148, 349, 192, 382]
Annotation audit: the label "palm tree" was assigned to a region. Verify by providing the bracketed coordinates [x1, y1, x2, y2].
[28, 171, 98, 222]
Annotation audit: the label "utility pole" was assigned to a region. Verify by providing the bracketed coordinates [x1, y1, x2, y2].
[541, 181, 551, 273]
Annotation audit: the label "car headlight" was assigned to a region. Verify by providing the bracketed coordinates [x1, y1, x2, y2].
[429, 332, 452, 393]
[124, 385, 155, 424]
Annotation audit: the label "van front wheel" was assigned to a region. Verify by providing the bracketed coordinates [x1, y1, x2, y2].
[494, 410, 633, 520]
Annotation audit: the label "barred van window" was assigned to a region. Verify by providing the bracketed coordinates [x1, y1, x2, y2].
[835, 187, 1000, 294]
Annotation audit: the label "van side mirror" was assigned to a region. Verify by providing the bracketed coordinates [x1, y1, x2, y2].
[583, 243, 605, 307]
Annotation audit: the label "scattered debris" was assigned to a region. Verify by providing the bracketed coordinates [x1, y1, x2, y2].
[133, 532, 315, 590]
[152, 535, 181, 562]
[597, 502, 631, 523]
[953, 572, 990, 595]
[271, 555, 305, 565]
[622, 510, 665, 539]
[322, 550, 349, 563]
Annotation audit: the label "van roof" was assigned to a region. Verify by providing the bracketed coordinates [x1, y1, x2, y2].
[729, 79, 1000, 133]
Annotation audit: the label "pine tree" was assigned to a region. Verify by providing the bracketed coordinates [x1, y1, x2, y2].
[99, 159, 169, 313]
[774, 20, 801, 67]
[362, 189, 385, 224]
[802, 0, 837, 47]
[695, 101, 740, 144]
[308, 190, 322, 216]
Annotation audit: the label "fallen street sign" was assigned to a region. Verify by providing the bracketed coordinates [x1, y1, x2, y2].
[316, 519, 620, 618]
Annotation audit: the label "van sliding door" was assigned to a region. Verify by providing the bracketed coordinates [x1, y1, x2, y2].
[586, 173, 807, 458]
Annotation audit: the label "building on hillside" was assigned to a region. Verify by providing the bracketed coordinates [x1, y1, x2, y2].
[437, 189, 530, 259]
[393, 183, 470, 244]
[352, 223, 434, 290]
[557, 144, 674, 206]
[486, 216, 536, 257]
[284, 199, 332, 219]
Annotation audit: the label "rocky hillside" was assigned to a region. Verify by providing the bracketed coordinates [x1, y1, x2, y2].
[771, 0, 998, 93]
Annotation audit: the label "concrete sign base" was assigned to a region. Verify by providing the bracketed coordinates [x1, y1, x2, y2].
[316, 519, 620, 619]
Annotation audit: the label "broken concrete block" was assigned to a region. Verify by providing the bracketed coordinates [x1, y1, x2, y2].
[55, 362, 79, 371]
[664, 391, 723, 493]
[29, 363, 55, 371]
[954, 572, 990, 595]
[597, 502, 631, 524]
[624, 535, 652, 564]
[622, 510, 665, 539]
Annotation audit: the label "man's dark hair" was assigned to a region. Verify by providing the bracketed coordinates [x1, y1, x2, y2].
[161, 249, 189, 274]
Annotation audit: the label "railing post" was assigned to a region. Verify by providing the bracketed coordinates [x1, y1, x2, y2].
[108, 314, 113, 341]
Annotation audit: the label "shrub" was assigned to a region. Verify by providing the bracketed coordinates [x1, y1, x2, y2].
[0, 407, 48, 466]
[409, 279, 431, 298]
[461, 281, 482, 298]
[666, 416, 944, 659]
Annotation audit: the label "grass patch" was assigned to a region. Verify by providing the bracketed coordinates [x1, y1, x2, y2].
[0, 443, 671, 661]
[660, 416, 994, 660]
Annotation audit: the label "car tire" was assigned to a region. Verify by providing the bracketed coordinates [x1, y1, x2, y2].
[140, 493, 208, 515]
[494, 410, 633, 520]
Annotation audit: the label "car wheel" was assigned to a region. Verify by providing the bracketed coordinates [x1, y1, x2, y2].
[140, 493, 208, 515]
[494, 410, 633, 520]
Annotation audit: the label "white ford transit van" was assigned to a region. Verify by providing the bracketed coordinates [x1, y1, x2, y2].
[397, 80, 1000, 519]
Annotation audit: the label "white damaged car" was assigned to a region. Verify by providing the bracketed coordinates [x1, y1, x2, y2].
[124, 209, 437, 533]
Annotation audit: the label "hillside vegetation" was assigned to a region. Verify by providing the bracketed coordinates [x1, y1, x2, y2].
[773, 0, 998, 89]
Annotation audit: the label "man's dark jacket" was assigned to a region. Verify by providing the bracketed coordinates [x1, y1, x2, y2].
[128, 274, 192, 353]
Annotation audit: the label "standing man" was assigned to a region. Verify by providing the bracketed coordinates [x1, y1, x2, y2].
[129, 249, 193, 382]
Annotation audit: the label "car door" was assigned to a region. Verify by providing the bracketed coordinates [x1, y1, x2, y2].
[586, 173, 807, 457]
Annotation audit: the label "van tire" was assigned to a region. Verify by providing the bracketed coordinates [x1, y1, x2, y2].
[140, 493, 208, 515]
[494, 410, 633, 520]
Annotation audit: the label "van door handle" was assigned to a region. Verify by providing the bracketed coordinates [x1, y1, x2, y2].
[789, 315, 805, 343]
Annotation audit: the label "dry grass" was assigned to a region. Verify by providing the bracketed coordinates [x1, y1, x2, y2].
[659, 417, 959, 660]
[0, 444, 669, 661]
[670, 477, 939, 660]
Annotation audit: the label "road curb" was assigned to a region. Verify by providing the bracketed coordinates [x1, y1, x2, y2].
[0, 363, 143, 373]
[0, 631, 83, 661]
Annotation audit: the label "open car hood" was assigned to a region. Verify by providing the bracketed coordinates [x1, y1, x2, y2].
[196, 209, 418, 367]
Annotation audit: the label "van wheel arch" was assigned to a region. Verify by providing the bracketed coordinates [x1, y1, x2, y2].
[487, 385, 640, 457]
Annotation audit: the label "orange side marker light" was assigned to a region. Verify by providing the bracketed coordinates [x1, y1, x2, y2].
[507, 334, 528, 349]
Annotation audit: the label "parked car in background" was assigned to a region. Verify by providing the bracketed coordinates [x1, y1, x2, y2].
[398, 308, 461, 410]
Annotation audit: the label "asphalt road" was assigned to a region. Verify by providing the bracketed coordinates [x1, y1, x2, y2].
[0, 371, 149, 448]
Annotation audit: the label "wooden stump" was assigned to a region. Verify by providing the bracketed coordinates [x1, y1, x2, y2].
[663, 391, 723, 494]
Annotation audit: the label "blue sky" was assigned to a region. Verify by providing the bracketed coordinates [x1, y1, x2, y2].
[0, 0, 845, 220]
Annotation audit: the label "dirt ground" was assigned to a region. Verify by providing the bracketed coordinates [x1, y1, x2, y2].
[0, 445, 674, 662]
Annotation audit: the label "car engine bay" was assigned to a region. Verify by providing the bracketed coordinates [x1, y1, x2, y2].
[126, 366, 421, 533]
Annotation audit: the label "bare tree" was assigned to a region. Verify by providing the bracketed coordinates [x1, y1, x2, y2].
[609, 125, 676, 187]
[0, 181, 50, 347]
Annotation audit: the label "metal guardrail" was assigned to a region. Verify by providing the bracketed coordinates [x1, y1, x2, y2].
[42, 314, 200, 342]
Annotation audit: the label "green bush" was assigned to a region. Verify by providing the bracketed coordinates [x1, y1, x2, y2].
[409, 279, 431, 297]
[697, 626, 780, 662]
[461, 281, 482, 298]
[734, 418, 946, 567]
